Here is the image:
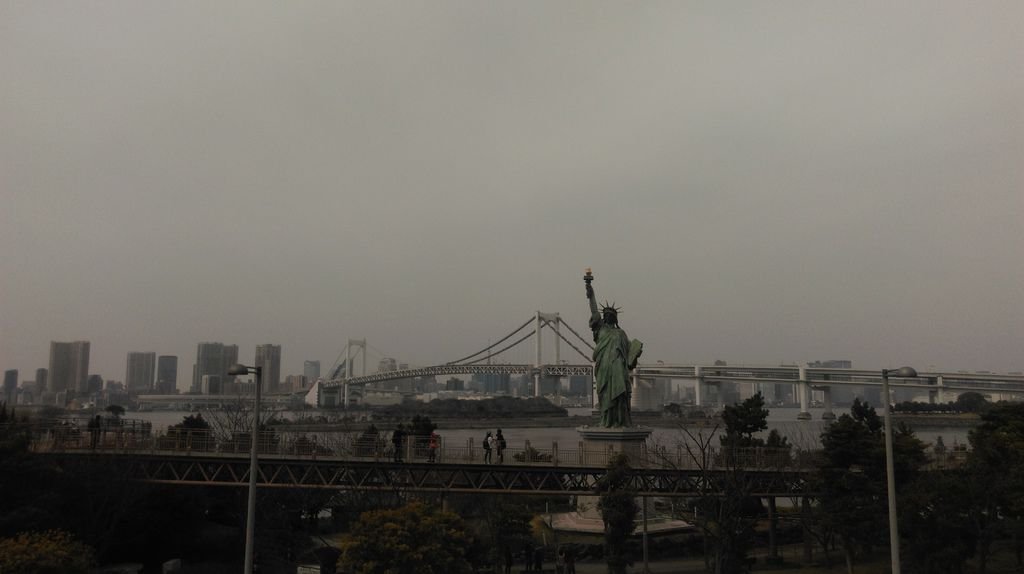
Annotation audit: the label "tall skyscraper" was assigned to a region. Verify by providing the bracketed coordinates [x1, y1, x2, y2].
[157, 356, 178, 394]
[192, 343, 238, 394]
[3, 370, 17, 405]
[48, 341, 90, 395]
[303, 360, 321, 381]
[255, 344, 282, 393]
[35, 368, 48, 393]
[125, 352, 156, 392]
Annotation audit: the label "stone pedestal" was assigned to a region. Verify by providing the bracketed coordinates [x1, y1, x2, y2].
[548, 425, 691, 534]
[576, 425, 653, 467]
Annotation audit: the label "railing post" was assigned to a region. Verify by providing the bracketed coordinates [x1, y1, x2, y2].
[553, 441, 558, 467]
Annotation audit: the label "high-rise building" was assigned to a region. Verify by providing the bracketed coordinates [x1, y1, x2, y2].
[3, 370, 17, 405]
[377, 358, 397, 373]
[284, 374, 307, 392]
[192, 343, 238, 394]
[35, 368, 48, 393]
[255, 345, 282, 393]
[304, 360, 321, 381]
[86, 374, 104, 395]
[157, 356, 178, 394]
[48, 341, 90, 396]
[126, 352, 157, 393]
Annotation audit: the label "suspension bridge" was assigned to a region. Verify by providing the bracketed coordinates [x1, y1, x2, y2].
[316, 311, 1024, 418]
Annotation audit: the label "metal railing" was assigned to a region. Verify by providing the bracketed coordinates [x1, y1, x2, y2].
[14, 422, 967, 472]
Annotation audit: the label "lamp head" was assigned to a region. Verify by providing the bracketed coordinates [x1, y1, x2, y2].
[227, 364, 251, 376]
[886, 366, 918, 378]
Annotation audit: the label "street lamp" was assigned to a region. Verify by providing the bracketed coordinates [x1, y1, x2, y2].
[227, 363, 263, 574]
[881, 366, 917, 574]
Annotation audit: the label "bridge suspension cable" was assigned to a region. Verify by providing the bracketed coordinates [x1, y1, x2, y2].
[559, 318, 595, 352]
[552, 327, 593, 361]
[445, 317, 534, 365]
[465, 329, 538, 365]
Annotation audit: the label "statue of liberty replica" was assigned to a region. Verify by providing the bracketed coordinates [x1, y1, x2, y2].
[585, 269, 643, 428]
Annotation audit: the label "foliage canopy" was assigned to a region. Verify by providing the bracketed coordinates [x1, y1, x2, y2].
[338, 501, 473, 574]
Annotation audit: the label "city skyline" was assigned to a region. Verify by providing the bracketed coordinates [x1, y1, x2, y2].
[2, 3, 1021, 383]
[5, 328, 1023, 397]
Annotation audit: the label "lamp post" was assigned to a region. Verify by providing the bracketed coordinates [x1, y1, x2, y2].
[228, 363, 263, 574]
[881, 366, 917, 574]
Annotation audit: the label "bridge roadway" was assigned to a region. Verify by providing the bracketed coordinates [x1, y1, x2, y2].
[320, 363, 1024, 410]
[34, 442, 811, 498]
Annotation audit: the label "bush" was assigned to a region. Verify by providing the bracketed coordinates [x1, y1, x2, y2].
[512, 446, 552, 463]
[0, 530, 96, 574]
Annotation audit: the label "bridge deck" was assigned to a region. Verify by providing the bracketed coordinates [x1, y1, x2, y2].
[42, 449, 811, 497]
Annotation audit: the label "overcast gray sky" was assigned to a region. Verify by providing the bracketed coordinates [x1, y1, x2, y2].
[2, 2, 1022, 387]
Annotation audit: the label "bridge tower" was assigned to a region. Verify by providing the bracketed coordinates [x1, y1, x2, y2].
[343, 339, 367, 407]
[534, 311, 561, 397]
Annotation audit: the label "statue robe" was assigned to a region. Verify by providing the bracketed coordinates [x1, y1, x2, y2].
[591, 312, 633, 428]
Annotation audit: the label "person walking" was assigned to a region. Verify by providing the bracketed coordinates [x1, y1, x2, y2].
[391, 426, 404, 463]
[496, 429, 507, 464]
[503, 546, 513, 574]
[427, 431, 439, 462]
[88, 415, 102, 450]
[483, 431, 493, 464]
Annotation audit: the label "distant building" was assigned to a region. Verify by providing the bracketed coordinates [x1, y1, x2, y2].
[377, 358, 398, 373]
[481, 372, 511, 394]
[48, 341, 90, 396]
[201, 375, 223, 395]
[809, 360, 852, 369]
[126, 352, 157, 393]
[157, 356, 178, 394]
[86, 374, 104, 395]
[445, 377, 465, 391]
[303, 360, 321, 381]
[719, 382, 741, 406]
[568, 375, 591, 397]
[3, 370, 17, 405]
[255, 345, 282, 393]
[35, 368, 48, 393]
[193, 342, 238, 394]
[284, 374, 307, 392]
[538, 375, 560, 396]
[808, 360, 855, 405]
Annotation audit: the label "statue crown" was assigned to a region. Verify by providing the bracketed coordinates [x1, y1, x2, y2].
[601, 301, 622, 315]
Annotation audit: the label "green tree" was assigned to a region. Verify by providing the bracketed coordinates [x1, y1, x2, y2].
[481, 499, 533, 568]
[720, 393, 768, 447]
[900, 469, 976, 574]
[597, 454, 638, 574]
[0, 530, 96, 574]
[166, 413, 213, 450]
[960, 403, 1024, 572]
[338, 501, 473, 574]
[955, 391, 990, 414]
[407, 415, 437, 438]
[105, 404, 125, 417]
[814, 399, 926, 574]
